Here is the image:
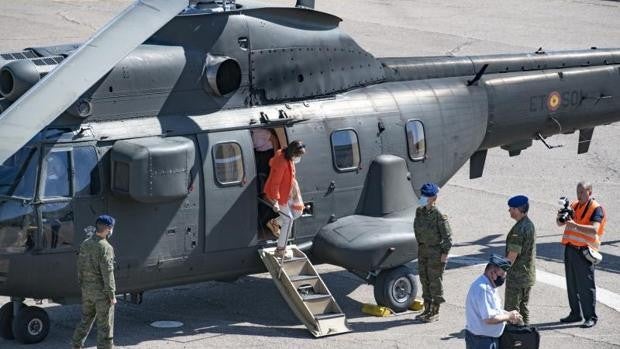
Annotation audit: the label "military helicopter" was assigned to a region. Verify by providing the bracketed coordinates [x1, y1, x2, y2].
[1, 0, 620, 344]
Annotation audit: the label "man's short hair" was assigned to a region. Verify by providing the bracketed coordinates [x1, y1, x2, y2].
[517, 203, 529, 214]
[577, 181, 593, 192]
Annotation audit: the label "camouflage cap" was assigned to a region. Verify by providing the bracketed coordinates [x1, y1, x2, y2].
[489, 254, 511, 271]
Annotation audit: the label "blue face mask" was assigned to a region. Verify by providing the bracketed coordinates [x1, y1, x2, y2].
[418, 196, 429, 206]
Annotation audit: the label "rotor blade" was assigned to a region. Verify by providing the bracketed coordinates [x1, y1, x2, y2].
[0, 0, 188, 164]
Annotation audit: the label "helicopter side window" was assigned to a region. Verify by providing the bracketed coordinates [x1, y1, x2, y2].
[406, 120, 426, 161]
[330, 129, 361, 172]
[213, 142, 244, 185]
[74, 146, 101, 197]
[43, 150, 72, 198]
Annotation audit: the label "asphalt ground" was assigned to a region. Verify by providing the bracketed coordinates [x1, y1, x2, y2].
[1, 0, 620, 348]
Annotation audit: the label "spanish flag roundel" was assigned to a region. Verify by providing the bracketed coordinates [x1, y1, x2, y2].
[547, 91, 561, 112]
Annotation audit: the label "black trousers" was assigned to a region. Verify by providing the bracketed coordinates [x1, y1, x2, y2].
[564, 245, 597, 321]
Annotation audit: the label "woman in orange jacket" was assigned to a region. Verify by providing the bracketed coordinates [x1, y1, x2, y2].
[263, 140, 306, 257]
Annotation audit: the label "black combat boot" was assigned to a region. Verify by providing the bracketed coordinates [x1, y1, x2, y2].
[422, 303, 440, 323]
[416, 301, 431, 320]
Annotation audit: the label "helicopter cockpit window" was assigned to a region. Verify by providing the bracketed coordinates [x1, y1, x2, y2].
[406, 120, 426, 161]
[43, 150, 71, 198]
[0, 146, 38, 199]
[74, 146, 101, 197]
[213, 142, 244, 185]
[331, 129, 361, 171]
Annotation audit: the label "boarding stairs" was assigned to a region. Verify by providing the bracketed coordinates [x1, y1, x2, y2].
[258, 245, 351, 337]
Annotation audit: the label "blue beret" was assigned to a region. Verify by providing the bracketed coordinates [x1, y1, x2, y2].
[508, 195, 528, 208]
[96, 215, 116, 227]
[489, 254, 511, 271]
[420, 182, 439, 197]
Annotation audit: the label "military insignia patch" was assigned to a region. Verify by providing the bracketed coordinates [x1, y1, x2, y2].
[547, 91, 561, 112]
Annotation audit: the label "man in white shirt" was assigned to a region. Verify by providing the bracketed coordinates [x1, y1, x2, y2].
[465, 254, 523, 349]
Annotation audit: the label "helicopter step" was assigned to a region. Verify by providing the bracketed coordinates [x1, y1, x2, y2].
[258, 246, 351, 337]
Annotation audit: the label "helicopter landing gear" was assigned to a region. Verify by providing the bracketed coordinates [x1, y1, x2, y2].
[0, 299, 50, 344]
[373, 265, 418, 313]
[0, 302, 15, 340]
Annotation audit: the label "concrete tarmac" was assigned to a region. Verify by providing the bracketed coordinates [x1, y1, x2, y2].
[1, 0, 620, 348]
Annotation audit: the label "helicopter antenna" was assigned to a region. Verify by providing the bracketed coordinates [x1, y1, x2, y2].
[467, 64, 489, 86]
[536, 133, 563, 149]
[296, 0, 315, 9]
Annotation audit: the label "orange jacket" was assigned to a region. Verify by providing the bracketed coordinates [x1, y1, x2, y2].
[562, 199, 606, 249]
[263, 149, 296, 205]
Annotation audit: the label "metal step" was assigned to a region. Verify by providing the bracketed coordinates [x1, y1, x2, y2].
[314, 313, 346, 321]
[301, 293, 331, 301]
[290, 274, 319, 282]
[259, 245, 351, 337]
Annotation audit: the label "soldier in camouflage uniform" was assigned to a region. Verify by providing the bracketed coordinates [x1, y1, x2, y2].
[414, 183, 452, 323]
[504, 195, 536, 325]
[72, 215, 117, 349]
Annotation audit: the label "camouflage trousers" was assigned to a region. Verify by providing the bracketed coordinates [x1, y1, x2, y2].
[72, 293, 115, 349]
[418, 246, 446, 304]
[505, 284, 531, 325]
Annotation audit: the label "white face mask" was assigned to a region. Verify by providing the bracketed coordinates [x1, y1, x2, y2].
[293, 156, 301, 164]
[107, 228, 114, 239]
[418, 196, 429, 206]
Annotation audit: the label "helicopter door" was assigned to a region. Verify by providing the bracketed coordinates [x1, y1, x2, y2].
[38, 148, 74, 251]
[38, 145, 103, 251]
[199, 130, 258, 252]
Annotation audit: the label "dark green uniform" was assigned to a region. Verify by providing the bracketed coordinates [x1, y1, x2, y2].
[72, 235, 116, 349]
[505, 215, 536, 325]
[414, 205, 452, 305]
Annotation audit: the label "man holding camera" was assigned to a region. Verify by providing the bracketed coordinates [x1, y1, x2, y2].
[557, 181, 606, 328]
[504, 195, 536, 326]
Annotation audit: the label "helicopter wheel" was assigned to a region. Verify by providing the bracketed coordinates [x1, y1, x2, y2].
[0, 302, 15, 340]
[11, 306, 50, 344]
[373, 265, 418, 313]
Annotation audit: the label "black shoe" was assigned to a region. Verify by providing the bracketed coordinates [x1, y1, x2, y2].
[560, 314, 582, 323]
[581, 319, 596, 328]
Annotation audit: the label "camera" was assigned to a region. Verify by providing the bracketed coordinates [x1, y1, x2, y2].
[557, 197, 574, 223]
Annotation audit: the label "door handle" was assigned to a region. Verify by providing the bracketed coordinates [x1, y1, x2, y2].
[325, 181, 336, 196]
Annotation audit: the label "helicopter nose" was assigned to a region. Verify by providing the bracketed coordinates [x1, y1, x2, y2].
[0, 200, 37, 254]
[0, 257, 8, 290]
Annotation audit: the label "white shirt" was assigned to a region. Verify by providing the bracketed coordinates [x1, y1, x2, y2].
[465, 274, 506, 338]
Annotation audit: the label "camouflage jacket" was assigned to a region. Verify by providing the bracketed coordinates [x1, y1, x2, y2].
[77, 235, 116, 299]
[414, 205, 453, 254]
[506, 215, 536, 287]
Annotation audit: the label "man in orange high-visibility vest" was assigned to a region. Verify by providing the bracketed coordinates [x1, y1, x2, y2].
[557, 181, 606, 328]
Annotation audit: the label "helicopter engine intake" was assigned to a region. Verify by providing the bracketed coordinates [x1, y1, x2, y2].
[0, 59, 57, 102]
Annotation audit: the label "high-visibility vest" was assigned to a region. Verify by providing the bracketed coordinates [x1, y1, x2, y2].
[561, 199, 606, 250]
